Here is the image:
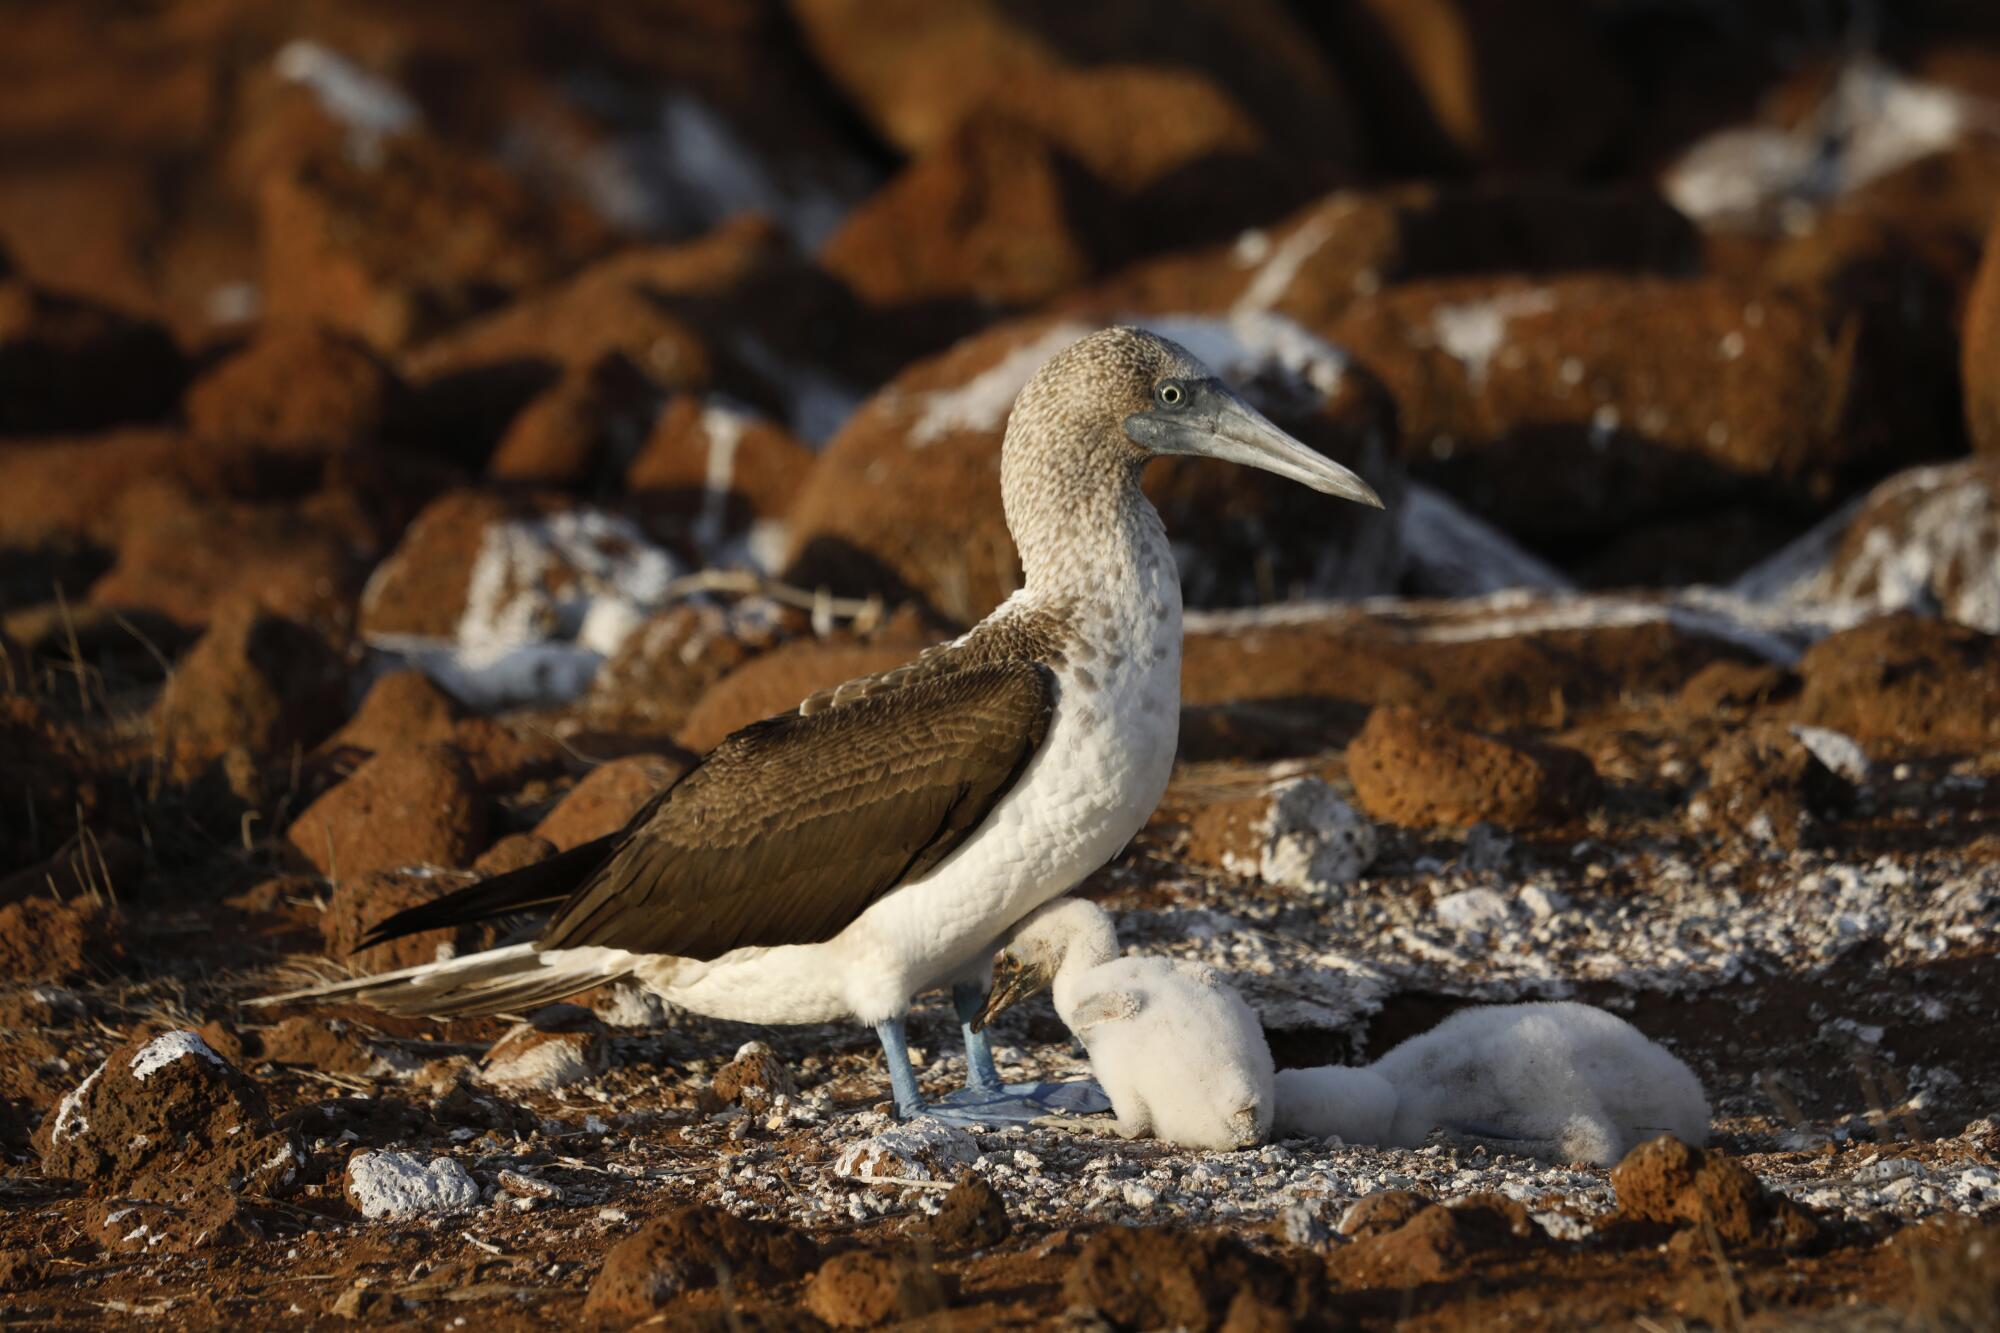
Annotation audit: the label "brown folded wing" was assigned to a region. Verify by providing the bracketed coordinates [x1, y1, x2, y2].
[536, 659, 1056, 960]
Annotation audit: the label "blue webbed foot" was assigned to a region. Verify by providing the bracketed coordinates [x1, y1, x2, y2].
[925, 1080, 1113, 1127]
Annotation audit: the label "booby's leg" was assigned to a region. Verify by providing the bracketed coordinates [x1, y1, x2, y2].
[873, 1017, 926, 1120]
[952, 981, 1002, 1092]
[927, 987, 1114, 1127]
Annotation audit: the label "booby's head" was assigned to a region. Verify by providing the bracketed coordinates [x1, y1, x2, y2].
[1007, 326, 1384, 508]
[971, 897, 1120, 1031]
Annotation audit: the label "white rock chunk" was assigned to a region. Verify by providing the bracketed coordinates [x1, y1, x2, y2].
[1791, 726, 1870, 784]
[1434, 887, 1512, 933]
[1734, 460, 2000, 633]
[345, 1152, 481, 1220]
[130, 1031, 226, 1082]
[1664, 57, 1991, 225]
[833, 1119, 980, 1182]
[364, 504, 684, 710]
[479, 1026, 604, 1093]
[1258, 777, 1379, 894]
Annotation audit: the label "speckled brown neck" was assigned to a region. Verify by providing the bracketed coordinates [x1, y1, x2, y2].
[998, 329, 1192, 599]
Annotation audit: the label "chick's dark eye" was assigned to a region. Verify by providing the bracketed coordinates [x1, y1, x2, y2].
[1156, 381, 1185, 409]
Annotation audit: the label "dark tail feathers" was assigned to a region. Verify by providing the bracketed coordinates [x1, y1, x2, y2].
[355, 833, 618, 953]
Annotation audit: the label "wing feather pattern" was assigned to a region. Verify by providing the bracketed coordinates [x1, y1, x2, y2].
[536, 659, 1055, 960]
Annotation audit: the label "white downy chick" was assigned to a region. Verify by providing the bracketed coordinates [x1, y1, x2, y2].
[977, 898, 1274, 1150]
[1270, 1066, 1398, 1145]
[1272, 1001, 1709, 1166]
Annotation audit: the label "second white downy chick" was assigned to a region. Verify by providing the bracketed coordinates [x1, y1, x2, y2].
[1270, 1065, 1398, 1146]
[1271, 1000, 1710, 1166]
[976, 897, 1274, 1150]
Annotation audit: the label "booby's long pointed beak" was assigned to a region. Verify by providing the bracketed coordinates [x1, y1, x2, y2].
[970, 956, 1047, 1032]
[1127, 387, 1385, 508]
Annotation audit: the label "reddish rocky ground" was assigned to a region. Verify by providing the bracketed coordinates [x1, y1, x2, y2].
[4, 1, 2000, 1328]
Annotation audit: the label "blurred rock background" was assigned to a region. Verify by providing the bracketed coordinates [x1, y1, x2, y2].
[3, 0, 1999, 961]
[4, 8, 2000, 1325]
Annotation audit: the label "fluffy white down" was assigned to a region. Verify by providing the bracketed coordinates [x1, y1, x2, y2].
[1270, 1066, 1397, 1145]
[1005, 898, 1274, 1150]
[1272, 1001, 1709, 1167]
[1069, 956, 1275, 1151]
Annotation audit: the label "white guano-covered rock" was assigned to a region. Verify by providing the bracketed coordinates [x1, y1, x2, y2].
[345, 1151, 482, 1220]
[478, 1023, 607, 1094]
[129, 1031, 227, 1082]
[1434, 887, 1513, 933]
[1735, 460, 2000, 633]
[833, 1119, 980, 1182]
[1258, 777, 1379, 895]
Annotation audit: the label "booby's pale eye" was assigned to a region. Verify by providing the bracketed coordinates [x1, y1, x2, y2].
[1156, 381, 1186, 410]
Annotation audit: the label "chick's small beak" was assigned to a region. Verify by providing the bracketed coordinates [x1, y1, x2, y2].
[1125, 385, 1384, 508]
[970, 956, 1048, 1032]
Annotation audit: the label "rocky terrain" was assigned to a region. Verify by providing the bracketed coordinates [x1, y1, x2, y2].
[3, 0, 2000, 1327]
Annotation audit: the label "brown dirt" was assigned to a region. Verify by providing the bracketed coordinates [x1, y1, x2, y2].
[318, 868, 501, 973]
[353, 488, 561, 640]
[0, 831, 145, 908]
[1063, 1225, 1318, 1332]
[1677, 659, 1800, 716]
[1310, 0, 1629, 176]
[285, 744, 488, 878]
[1329, 1195, 1545, 1287]
[585, 603, 788, 737]
[583, 1204, 820, 1320]
[257, 117, 606, 354]
[823, 111, 1108, 309]
[1796, 613, 2000, 754]
[1072, 181, 1699, 332]
[486, 356, 654, 490]
[36, 1031, 302, 1203]
[1345, 704, 1595, 829]
[806, 1248, 956, 1327]
[1181, 611, 1753, 735]
[787, 0, 1357, 176]
[532, 753, 685, 851]
[1337, 1189, 1432, 1238]
[1964, 207, 2000, 453]
[318, 674, 568, 796]
[1601, 1135, 1821, 1249]
[471, 833, 555, 879]
[1694, 721, 1854, 848]
[184, 324, 406, 451]
[0, 277, 187, 435]
[0, 895, 123, 983]
[1331, 274, 1911, 545]
[627, 395, 815, 542]
[257, 1016, 381, 1077]
[703, 1041, 797, 1114]
[928, 1172, 1012, 1253]
[324, 670, 460, 753]
[151, 600, 349, 778]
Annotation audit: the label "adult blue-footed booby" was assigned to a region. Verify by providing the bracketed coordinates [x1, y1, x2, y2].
[257, 327, 1383, 1120]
